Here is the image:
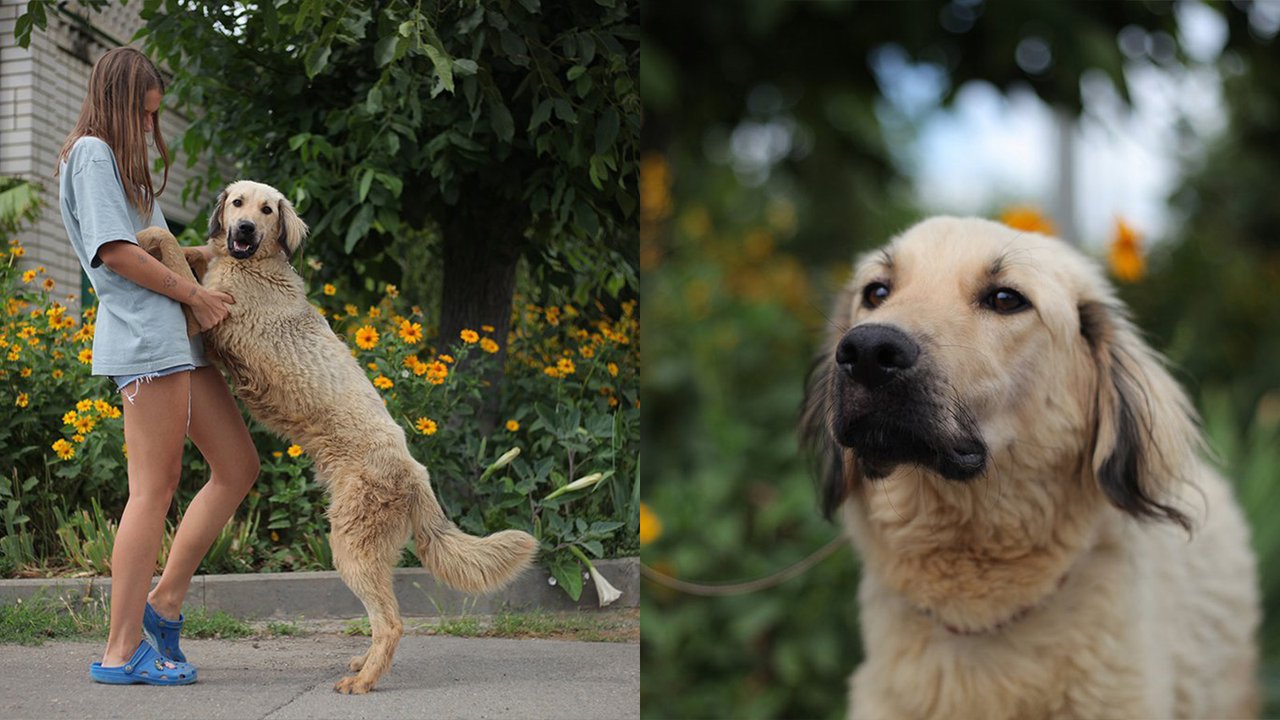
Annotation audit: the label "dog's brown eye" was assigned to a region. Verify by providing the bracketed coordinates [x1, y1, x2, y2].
[862, 282, 890, 309]
[986, 287, 1030, 314]
[232, 198, 243, 207]
[262, 206, 273, 215]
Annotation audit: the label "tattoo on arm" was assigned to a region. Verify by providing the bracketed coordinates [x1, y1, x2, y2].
[163, 275, 177, 289]
[188, 286, 198, 299]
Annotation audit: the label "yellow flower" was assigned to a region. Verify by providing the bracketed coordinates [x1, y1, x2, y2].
[607, 362, 619, 377]
[544, 366, 561, 378]
[72, 433, 86, 443]
[122, 442, 127, 458]
[9, 246, 25, 257]
[42, 278, 55, 292]
[20, 367, 31, 378]
[52, 438, 75, 460]
[21, 269, 36, 283]
[94, 399, 112, 414]
[271, 530, 280, 542]
[545, 307, 560, 326]
[403, 354, 420, 368]
[556, 357, 576, 376]
[425, 361, 448, 385]
[78, 348, 93, 364]
[272, 451, 283, 459]
[505, 420, 519, 432]
[7, 349, 20, 362]
[999, 206, 1056, 236]
[1109, 218, 1145, 283]
[479, 338, 499, 354]
[579, 345, 594, 359]
[373, 375, 393, 389]
[83, 306, 96, 321]
[355, 325, 379, 350]
[15, 393, 29, 408]
[481, 324, 495, 333]
[52, 369, 63, 379]
[287, 444, 303, 458]
[415, 417, 438, 435]
[412, 360, 429, 377]
[76, 399, 94, 413]
[460, 329, 479, 344]
[639, 503, 662, 545]
[323, 283, 336, 296]
[74, 416, 96, 434]
[398, 321, 423, 344]
[368, 306, 382, 319]
[439, 354, 454, 364]
[385, 284, 399, 298]
[367, 362, 379, 371]
[62, 410, 78, 426]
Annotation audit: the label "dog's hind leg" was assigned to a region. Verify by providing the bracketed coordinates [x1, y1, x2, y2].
[330, 526, 405, 695]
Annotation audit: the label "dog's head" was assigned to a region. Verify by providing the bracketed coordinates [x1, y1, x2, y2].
[207, 180, 308, 262]
[803, 216, 1196, 529]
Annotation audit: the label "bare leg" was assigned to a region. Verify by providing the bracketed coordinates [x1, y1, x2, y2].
[148, 366, 258, 618]
[101, 371, 191, 667]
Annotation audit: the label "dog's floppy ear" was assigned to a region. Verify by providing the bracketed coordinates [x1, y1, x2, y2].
[1080, 300, 1198, 532]
[801, 284, 861, 519]
[276, 196, 308, 260]
[207, 190, 227, 240]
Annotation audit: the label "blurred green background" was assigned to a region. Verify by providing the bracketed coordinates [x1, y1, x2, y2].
[640, 2, 1280, 718]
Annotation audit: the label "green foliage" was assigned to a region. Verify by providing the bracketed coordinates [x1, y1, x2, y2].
[0, 594, 108, 645]
[181, 607, 253, 639]
[0, 182, 638, 599]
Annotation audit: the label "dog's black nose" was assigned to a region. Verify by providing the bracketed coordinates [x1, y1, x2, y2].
[836, 324, 920, 388]
[236, 220, 255, 233]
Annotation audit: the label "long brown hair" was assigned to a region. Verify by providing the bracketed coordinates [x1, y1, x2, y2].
[56, 47, 170, 218]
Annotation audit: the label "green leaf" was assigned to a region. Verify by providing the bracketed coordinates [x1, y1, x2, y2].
[344, 204, 375, 253]
[288, 133, 311, 151]
[423, 44, 455, 94]
[552, 99, 577, 123]
[453, 59, 479, 76]
[374, 33, 400, 67]
[595, 108, 619, 154]
[304, 43, 332, 79]
[487, 95, 515, 143]
[357, 168, 375, 202]
[567, 65, 587, 81]
[550, 554, 584, 601]
[375, 173, 403, 198]
[528, 98, 553, 132]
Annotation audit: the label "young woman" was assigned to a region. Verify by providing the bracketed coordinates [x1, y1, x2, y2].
[56, 46, 260, 685]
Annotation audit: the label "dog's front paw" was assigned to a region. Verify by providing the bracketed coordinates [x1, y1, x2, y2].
[347, 653, 368, 672]
[334, 675, 374, 694]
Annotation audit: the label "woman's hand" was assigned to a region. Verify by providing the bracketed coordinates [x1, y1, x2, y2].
[187, 286, 236, 331]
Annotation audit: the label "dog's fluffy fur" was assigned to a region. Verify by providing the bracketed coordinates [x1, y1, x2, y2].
[139, 180, 537, 694]
[801, 217, 1258, 719]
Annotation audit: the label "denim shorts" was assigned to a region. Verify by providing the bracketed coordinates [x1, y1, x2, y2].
[112, 363, 197, 392]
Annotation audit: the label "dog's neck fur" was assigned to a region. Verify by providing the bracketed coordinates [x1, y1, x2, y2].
[845, 449, 1106, 634]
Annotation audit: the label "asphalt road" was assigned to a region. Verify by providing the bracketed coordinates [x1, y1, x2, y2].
[0, 633, 639, 720]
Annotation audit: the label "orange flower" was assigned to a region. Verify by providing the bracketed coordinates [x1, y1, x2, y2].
[354, 325, 379, 350]
[460, 329, 479, 344]
[479, 338, 499, 354]
[398, 321, 423, 344]
[1108, 217, 1145, 282]
[999, 206, 1056, 236]
[639, 503, 662, 545]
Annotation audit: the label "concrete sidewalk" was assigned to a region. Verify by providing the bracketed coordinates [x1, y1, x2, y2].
[0, 631, 639, 719]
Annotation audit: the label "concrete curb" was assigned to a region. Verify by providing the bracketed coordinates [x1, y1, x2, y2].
[0, 557, 637, 619]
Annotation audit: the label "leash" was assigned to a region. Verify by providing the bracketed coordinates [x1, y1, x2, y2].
[640, 535, 847, 596]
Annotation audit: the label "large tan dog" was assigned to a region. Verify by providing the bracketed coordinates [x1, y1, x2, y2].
[801, 217, 1258, 719]
[139, 180, 537, 694]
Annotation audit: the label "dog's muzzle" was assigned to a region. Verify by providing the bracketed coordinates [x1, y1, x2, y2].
[228, 220, 261, 259]
[833, 323, 987, 481]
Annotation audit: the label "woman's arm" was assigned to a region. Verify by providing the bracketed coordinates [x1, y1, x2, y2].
[96, 240, 235, 330]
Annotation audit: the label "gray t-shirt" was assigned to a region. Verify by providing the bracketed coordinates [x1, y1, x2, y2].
[58, 136, 206, 376]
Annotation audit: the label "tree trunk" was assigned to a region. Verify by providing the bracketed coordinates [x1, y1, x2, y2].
[439, 207, 526, 432]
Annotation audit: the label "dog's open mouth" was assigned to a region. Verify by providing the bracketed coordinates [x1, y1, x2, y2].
[228, 235, 258, 259]
[840, 418, 987, 481]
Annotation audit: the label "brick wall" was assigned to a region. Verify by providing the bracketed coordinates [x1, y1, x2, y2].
[0, 0, 212, 302]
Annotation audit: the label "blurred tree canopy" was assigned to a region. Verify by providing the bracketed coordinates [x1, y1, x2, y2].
[641, 1, 1280, 718]
[19, 0, 639, 402]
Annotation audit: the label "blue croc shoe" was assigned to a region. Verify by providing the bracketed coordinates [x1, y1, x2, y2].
[143, 602, 186, 662]
[90, 634, 197, 685]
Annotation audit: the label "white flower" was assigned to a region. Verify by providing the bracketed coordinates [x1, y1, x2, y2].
[543, 472, 604, 501]
[587, 561, 621, 607]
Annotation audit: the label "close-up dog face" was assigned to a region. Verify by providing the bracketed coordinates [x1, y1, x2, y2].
[806, 216, 1195, 528]
[208, 180, 308, 261]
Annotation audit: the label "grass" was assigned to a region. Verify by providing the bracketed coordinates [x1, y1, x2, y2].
[1, 596, 638, 645]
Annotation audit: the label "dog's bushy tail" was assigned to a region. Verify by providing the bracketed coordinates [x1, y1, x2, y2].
[411, 480, 537, 594]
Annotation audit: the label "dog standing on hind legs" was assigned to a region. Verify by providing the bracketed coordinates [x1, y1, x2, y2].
[138, 180, 538, 694]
